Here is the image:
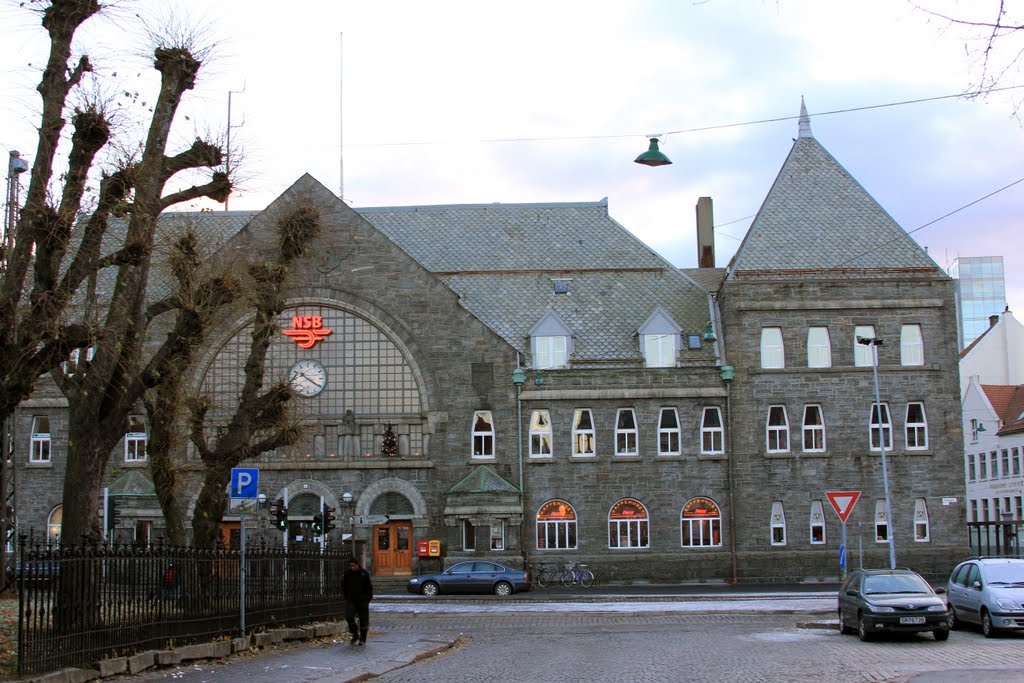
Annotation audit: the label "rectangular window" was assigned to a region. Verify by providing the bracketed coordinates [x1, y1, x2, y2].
[766, 405, 789, 453]
[760, 327, 785, 368]
[807, 327, 832, 368]
[535, 335, 568, 369]
[1014, 447, 1022, 476]
[991, 451, 999, 478]
[615, 408, 638, 456]
[810, 500, 826, 544]
[658, 407, 681, 456]
[802, 404, 826, 452]
[1002, 449, 1011, 478]
[1016, 496, 1023, 521]
[529, 410, 553, 458]
[900, 324, 924, 366]
[643, 334, 677, 368]
[124, 415, 148, 463]
[490, 521, 505, 550]
[471, 410, 495, 458]
[970, 419, 983, 442]
[875, 500, 889, 542]
[967, 454, 976, 481]
[905, 402, 928, 451]
[462, 519, 475, 551]
[701, 406, 724, 455]
[572, 409, 596, 457]
[770, 501, 786, 546]
[854, 325, 876, 367]
[979, 454, 988, 479]
[914, 499, 929, 542]
[869, 403, 892, 451]
[30, 416, 52, 463]
[970, 499, 979, 523]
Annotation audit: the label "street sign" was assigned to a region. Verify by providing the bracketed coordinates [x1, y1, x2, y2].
[230, 468, 259, 499]
[825, 491, 861, 523]
[352, 514, 390, 525]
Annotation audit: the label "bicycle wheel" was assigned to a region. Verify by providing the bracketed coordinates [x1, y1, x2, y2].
[580, 569, 595, 588]
[560, 570, 574, 587]
[536, 567, 549, 588]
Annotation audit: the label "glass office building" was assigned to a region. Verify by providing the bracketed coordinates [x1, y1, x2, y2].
[948, 256, 1007, 349]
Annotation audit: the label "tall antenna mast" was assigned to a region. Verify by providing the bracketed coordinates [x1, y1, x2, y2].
[339, 32, 344, 202]
[225, 86, 245, 210]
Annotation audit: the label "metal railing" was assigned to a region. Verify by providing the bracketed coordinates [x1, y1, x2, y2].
[967, 521, 1023, 558]
[12, 535, 352, 676]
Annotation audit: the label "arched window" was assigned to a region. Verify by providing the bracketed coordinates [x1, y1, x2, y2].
[536, 500, 577, 550]
[615, 409, 638, 456]
[47, 505, 62, 543]
[471, 410, 495, 458]
[609, 499, 649, 549]
[680, 497, 721, 548]
[529, 410, 553, 458]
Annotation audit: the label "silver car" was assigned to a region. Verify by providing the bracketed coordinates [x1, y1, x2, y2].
[947, 558, 1024, 637]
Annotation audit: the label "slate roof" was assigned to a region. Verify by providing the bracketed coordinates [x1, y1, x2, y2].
[728, 102, 942, 279]
[447, 465, 520, 494]
[982, 384, 1024, 435]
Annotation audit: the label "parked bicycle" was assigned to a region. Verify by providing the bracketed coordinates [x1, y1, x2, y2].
[526, 562, 553, 589]
[559, 561, 595, 588]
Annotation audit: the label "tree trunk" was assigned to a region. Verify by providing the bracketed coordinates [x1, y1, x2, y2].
[191, 467, 232, 548]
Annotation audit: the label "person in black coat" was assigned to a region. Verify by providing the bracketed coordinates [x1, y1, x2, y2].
[342, 558, 374, 644]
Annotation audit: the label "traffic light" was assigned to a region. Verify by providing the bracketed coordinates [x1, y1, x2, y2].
[271, 498, 288, 530]
[312, 513, 323, 534]
[107, 498, 121, 530]
[324, 506, 336, 532]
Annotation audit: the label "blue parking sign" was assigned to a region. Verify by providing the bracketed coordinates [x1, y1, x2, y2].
[230, 468, 259, 499]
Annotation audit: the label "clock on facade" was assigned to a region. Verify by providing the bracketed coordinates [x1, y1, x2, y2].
[288, 359, 327, 397]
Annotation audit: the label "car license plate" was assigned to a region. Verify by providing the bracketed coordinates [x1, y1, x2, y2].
[899, 616, 925, 625]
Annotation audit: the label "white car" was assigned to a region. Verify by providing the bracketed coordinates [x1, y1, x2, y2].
[947, 558, 1024, 637]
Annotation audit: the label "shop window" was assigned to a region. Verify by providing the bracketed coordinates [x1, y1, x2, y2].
[680, 497, 721, 548]
[536, 500, 577, 550]
[608, 499, 650, 549]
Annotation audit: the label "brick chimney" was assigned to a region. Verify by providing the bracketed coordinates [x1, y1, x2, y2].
[696, 196, 715, 268]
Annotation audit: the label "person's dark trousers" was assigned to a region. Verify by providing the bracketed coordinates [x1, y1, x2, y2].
[345, 599, 370, 643]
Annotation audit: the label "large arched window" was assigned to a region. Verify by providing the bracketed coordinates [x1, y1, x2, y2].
[536, 500, 577, 550]
[681, 497, 721, 548]
[608, 499, 649, 549]
[47, 505, 62, 543]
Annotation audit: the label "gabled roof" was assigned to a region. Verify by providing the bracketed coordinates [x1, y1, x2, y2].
[728, 101, 942, 279]
[981, 384, 1024, 435]
[107, 470, 156, 497]
[447, 465, 520, 494]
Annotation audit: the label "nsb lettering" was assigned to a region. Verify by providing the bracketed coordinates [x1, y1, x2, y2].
[283, 315, 332, 349]
[292, 316, 324, 330]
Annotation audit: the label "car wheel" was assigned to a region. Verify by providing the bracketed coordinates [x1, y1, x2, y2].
[858, 613, 873, 642]
[494, 581, 513, 597]
[948, 605, 961, 631]
[420, 581, 439, 597]
[933, 628, 950, 641]
[981, 609, 998, 638]
[838, 609, 855, 635]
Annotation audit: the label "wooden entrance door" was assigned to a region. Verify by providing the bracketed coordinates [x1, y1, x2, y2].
[372, 521, 413, 576]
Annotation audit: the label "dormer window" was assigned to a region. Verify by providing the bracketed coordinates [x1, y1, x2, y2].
[552, 279, 571, 295]
[638, 308, 682, 368]
[530, 312, 573, 369]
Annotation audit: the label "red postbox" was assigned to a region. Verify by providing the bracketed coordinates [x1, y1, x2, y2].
[417, 539, 430, 557]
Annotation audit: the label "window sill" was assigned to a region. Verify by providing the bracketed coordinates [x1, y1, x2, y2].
[765, 452, 794, 459]
[27, 461, 53, 468]
[613, 454, 641, 460]
[570, 454, 596, 460]
[527, 456, 554, 463]
[799, 451, 829, 458]
[698, 453, 727, 461]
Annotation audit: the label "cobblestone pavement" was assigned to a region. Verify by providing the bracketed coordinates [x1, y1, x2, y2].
[370, 613, 1024, 683]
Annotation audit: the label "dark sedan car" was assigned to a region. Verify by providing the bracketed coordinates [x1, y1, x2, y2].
[837, 568, 949, 641]
[407, 560, 530, 597]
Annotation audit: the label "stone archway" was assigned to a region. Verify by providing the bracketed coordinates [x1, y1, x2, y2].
[356, 478, 427, 577]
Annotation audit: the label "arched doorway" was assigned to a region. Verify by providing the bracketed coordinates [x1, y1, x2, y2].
[370, 492, 414, 576]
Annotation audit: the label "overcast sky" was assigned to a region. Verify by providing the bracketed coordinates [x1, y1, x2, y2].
[2, 0, 1022, 309]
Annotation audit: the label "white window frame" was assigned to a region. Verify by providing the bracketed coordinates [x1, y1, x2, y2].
[905, 402, 928, 451]
[874, 500, 889, 543]
[967, 453, 976, 481]
[614, 408, 639, 456]
[979, 452, 988, 479]
[807, 327, 832, 368]
[810, 500, 826, 544]
[536, 500, 578, 550]
[529, 410, 553, 459]
[1002, 449, 1011, 478]
[657, 407, 681, 456]
[471, 410, 495, 458]
[801, 404, 826, 453]
[642, 333, 677, 368]
[680, 497, 722, 548]
[608, 499, 650, 549]
[760, 327, 785, 369]
[462, 519, 476, 551]
[900, 324, 924, 366]
[30, 415, 52, 463]
[770, 501, 787, 546]
[572, 409, 596, 457]
[766, 405, 789, 453]
[853, 325, 875, 367]
[869, 402, 892, 452]
[700, 406, 724, 455]
[124, 415, 148, 463]
[47, 505, 62, 543]
[490, 520, 506, 550]
[534, 335, 568, 369]
[914, 498, 929, 542]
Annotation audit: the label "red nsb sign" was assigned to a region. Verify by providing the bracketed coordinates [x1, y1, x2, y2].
[282, 316, 332, 349]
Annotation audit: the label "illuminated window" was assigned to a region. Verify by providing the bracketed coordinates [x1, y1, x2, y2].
[124, 415, 147, 463]
[572, 409, 595, 457]
[869, 403, 892, 451]
[810, 500, 826, 544]
[657, 408, 681, 456]
[680, 497, 721, 548]
[854, 326, 876, 367]
[807, 327, 831, 368]
[770, 501, 786, 546]
[529, 410, 552, 458]
[914, 498, 929, 542]
[900, 324, 924, 366]
[47, 505, 62, 543]
[30, 416, 51, 463]
[615, 409, 638, 456]
[802, 405, 826, 452]
[536, 500, 578, 550]
[875, 500, 889, 543]
[766, 405, 789, 453]
[701, 407, 724, 454]
[905, 402, 928, 450]
[760, 327, 785, 368]
[608, 499, 649, 549]
[471, 411, 494, 458]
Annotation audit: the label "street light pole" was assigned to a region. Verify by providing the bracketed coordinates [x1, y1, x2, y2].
[342, 491, 354, 561]
[858, 336, 896, 569]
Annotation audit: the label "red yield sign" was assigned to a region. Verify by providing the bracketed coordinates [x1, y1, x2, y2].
[825, 491, 861, 523]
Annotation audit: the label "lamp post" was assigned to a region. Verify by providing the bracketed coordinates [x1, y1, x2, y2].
[858, 335, 896, 569]
[342, 491, 354, 560]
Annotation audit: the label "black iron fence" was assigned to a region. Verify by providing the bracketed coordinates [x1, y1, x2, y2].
[12, 535, 353, 677]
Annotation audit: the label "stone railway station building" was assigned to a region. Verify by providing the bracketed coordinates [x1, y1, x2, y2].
[11, 107, 967, 584]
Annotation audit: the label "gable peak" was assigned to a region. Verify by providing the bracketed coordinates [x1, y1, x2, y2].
[798, 97, 813, 139]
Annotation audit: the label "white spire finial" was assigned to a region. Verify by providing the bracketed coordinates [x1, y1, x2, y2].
[798, 97, 813, 139]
